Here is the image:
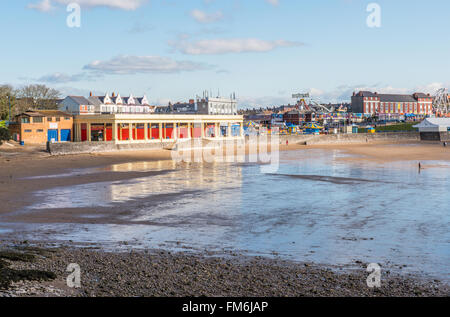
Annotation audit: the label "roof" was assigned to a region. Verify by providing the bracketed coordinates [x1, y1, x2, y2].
[67, 96, 92, 105]
[378, 94, 417, 103]
[354, 91, 429, 102]
[15, 110, 72, 118]
[15, 111, 43, 117]
[35, 110, 72, 117]
[414, 118, 450, 128]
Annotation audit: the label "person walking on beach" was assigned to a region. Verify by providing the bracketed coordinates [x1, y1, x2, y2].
[418, 162, 422, 173]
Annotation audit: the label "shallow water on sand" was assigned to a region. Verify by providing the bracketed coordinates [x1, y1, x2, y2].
[2, 148, 449, 280]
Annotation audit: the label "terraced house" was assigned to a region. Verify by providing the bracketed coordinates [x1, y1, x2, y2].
[59, 92, 155, 115]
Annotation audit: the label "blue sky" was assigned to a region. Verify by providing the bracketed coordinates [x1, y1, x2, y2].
[1, 0, 450, 107]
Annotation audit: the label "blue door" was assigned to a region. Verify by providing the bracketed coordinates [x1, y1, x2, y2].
[47, 129, 58, 142]
[60, 129, 71, 142]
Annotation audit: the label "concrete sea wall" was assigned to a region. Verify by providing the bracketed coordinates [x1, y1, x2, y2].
[420, 132, 450, 142]
[47, 141, 175, 155]
[297, 132, 420, 145]
[48, 132, 421, 155]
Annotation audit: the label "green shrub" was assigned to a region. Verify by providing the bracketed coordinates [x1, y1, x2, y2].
[0, 127, 11, 145]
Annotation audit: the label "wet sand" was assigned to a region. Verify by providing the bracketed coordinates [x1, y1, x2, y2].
[1, 141, 449, 297]
[1, 141, 448, 218]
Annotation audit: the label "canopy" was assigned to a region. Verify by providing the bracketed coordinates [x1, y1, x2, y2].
[414, 118, 450, 132]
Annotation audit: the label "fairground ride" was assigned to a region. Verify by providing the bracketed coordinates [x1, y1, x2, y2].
[292, 93, 334, 113]
[433, 88, 450, 115]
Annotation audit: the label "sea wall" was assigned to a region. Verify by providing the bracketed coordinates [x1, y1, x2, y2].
[48, 132, 421, 155]
[420, 132, 450, 142]
[278, 132, 420, 145]
[47, 139, 243, 155]
[47, 141, 175, 155]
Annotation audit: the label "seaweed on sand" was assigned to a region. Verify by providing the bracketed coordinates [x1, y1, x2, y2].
[0, 249, 56, 290]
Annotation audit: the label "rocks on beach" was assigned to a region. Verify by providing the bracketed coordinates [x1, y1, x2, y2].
[0, 243, 448, 297]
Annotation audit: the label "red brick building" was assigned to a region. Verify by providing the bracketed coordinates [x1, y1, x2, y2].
[351, 91, 433, 115]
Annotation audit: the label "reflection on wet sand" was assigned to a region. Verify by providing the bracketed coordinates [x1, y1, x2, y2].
[1, 147, 449, 281]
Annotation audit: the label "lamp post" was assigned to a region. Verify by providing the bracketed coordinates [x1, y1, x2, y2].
[7, 94, 11, 123]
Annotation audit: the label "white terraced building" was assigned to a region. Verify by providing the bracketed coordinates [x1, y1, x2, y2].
[59, 93, 154, 115]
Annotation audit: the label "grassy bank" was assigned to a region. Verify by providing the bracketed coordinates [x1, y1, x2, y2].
[359, 123, 418, 133]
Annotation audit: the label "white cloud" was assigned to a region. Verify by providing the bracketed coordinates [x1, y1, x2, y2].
[190, 9, 224, 23]
[27, 0, 55, 12]
[83, 55, 213, 74]
[37, 72, 91, 83]
[265, 0, 279, 6]
[170, 38, 303, 55]
[28, 0, 146, 11]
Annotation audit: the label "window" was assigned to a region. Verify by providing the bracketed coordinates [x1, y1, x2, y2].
[56, 117, 60, 122]
[65, 117, 71, 120]
[37, 129, 44, 133]
[48, 117, 53, 122]
[24, 129, 32, 133]
[33, 117, 43, 123]
[21, 117, 30, 123]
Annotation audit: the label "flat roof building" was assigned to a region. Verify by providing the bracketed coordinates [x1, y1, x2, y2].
[72, 113, 244, 143]
[8, 110, 73, 144]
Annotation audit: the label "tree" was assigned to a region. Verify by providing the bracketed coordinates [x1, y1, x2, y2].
[0, 126, 11, 145]
[16, 84, 61, 111]
[0, 85, 16, 121]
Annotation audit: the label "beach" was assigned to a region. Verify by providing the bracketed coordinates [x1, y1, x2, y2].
[0, 244, 448, 297]
[1, 141, 449, 297]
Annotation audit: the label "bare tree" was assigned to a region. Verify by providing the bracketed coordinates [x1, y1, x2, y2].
[16, 84, 61, 111]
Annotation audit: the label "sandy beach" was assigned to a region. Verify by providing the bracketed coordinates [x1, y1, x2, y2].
[1, 141, 449, 297]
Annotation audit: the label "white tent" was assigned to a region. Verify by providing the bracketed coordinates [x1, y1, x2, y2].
[414, 118, 450, 132]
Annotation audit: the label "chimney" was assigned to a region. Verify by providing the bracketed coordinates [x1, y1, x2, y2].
[89, 91, 92, 97]
[353, 92, 356, 96]
[112, 92, 115, 97]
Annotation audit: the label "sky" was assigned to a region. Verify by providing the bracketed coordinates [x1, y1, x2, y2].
[1, 0, 450, 107]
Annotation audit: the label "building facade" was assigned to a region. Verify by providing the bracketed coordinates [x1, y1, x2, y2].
[59, 93, 154, 115]
[197, 96, 238, 115]
[351, 91, 433, 115]
[72, 114, 244, 143]
[8, 110, 73, 144]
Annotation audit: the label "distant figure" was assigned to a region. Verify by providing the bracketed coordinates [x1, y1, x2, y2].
[444, 142, 447, 147]
[418, 162, 422, 171]
[286, 140, 289, 146]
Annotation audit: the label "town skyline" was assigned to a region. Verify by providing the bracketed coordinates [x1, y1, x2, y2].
[1, 0, 450, 107]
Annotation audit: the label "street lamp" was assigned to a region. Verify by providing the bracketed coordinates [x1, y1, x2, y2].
[7, 94, 11, 123]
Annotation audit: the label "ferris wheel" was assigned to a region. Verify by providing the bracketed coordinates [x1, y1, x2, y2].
[433, 88, 450, 114]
